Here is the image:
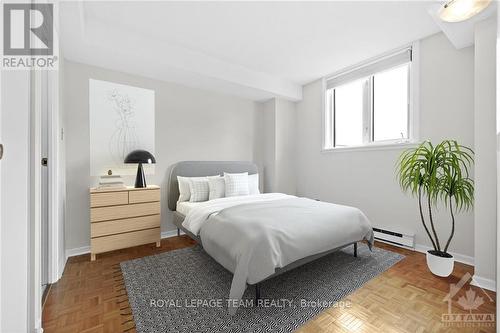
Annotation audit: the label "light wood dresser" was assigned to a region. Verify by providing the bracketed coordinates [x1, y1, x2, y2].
[90, 185, 161, 261]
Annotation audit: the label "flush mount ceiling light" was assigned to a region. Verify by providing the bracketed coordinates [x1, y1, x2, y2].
[439, 0, 492, 22]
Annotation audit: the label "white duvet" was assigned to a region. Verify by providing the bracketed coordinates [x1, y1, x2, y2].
[182, 193, 374, 314]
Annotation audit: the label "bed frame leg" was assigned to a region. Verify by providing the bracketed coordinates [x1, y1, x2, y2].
[177, 228, 180, 237]
[354, 242, 358, 257]
[255, 283, 261, 301]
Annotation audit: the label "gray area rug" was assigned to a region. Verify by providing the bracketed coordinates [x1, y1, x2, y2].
[121, 244, 403, 333]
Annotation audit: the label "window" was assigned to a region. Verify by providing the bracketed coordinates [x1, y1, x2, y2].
[324, 47, 414, 149]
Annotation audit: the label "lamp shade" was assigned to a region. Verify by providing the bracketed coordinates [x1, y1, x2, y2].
[124, 150, 156, 188]
[124, 150, 156, 164]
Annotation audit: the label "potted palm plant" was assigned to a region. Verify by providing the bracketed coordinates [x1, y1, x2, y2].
[397, 140, 474, 277]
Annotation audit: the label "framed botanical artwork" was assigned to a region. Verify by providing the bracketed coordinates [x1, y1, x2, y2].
[89, 79, 155, 176]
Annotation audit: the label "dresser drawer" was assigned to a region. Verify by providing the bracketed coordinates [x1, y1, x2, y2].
[90, 191, 128, 208]
[91, 215, 160, 237]
[129, 189, 160, 204]
[91, 228, 160, 254]
[91, 201, 160, 222]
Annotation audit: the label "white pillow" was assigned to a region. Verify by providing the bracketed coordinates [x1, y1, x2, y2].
[177, 175, 218, 202]
[248, 173, 260, 195]
[224, 172, 249, 197]
[189, 178, 210, 202]
[177, 176, 192, 202]
[208, 177, 225, 200]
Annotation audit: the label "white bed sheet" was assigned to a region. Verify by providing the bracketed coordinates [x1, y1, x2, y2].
[176, 201, 205, 216]
[176, 195, 281, 217]
[182, 193, 292, 235]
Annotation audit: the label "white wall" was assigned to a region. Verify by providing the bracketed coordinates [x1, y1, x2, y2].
[1, 71, 31, 332]
[64, 60, 260, 251]
[255, 97, 297, 194]
[260, 99, 276, 192]
[55, 59, 67, 280]
[275, 98, 297, 195]
[295, 32, 475, 259]
[473, 17, 497, 289]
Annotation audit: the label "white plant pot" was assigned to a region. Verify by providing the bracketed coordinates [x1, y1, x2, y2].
[426, 251, 454, 277]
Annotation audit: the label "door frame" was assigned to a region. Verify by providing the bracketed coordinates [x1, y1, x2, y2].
[29, 66, 43, 333]
[27, 1, 64, 328]
[47, 69, 63, 284]
[34, 70, 63, 281]
[0, 58, 3, 332]
[29, 63, 63, 333]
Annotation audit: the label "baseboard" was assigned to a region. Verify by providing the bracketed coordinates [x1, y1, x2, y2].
[35, 319, 44, 333]
[58, 255, 67, 280]
[65, 229, 186, 259]
[471, 274, 496, 292]
[414, 244, 474, 266]
[65, 245, 91, 258]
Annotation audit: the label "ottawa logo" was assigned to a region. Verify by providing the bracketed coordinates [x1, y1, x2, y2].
[442, 272, 495, 328]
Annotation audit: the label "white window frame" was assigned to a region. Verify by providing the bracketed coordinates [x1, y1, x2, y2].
[322, 42, 420, 152]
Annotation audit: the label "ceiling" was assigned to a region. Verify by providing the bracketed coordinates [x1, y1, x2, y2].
[60, 1, 446, 101]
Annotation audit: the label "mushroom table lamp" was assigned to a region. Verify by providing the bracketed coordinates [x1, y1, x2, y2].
[124, 149, 156, 188]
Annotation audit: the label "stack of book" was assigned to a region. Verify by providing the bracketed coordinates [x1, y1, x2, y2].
[98, 175, 126, 190]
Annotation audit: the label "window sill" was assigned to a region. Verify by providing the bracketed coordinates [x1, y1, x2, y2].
[321, 141, 420, 153]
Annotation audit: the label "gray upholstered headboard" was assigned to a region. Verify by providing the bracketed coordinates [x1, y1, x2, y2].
[167, 161, 258, 211]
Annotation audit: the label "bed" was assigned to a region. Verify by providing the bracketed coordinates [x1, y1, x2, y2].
[167, 161, 374, 314]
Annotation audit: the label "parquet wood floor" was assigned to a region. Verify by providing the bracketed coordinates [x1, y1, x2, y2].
[42, 237, 496, 333]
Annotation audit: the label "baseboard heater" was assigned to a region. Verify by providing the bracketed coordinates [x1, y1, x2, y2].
[373, 227, 415, 249]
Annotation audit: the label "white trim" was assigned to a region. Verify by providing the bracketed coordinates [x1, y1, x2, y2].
[409, 40, 420, 142]
[65, 229, 186, 259]
[322, 41, 420, 151]
[326, 46, 412, 89]
[373, 239, 474, 266]
[58, 254, 67, 278]
[471, 275, 496, 292]
[325, 43, 415, 83]
[321, 78, 328, 150]
[496, 8, 500, 324]
[36, 320, 44, 333]
[322, 141, 419, 153]
[374, 238, 415, 250]
[65, 246, 91, 258]
[48, 70, 62, 284]
[414, 244, 474, 266]
[29, 65, 43, 333]
[0, 56, 3, 333]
